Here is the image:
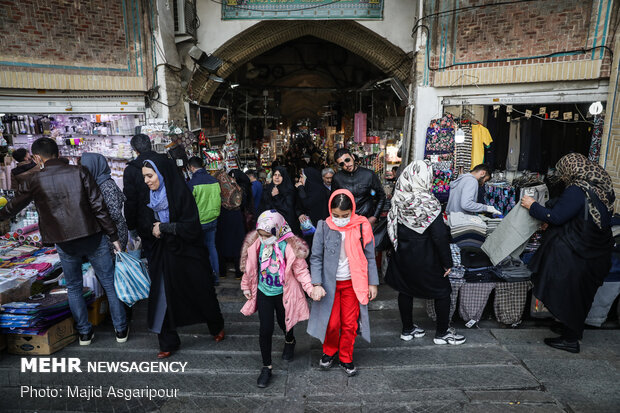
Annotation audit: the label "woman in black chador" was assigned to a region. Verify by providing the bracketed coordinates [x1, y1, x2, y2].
[141, 157, 225, 358]
[521, 153, 615, 353]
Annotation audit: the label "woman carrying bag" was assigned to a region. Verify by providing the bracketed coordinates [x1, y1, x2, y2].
[385, 160, 465, 345]
[141, 157, 225, 359]
[521, 153, 615, 353]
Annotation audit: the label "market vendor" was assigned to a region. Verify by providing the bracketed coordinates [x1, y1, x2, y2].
[446, 164, 500, 215]
[332, 148, 385, 225]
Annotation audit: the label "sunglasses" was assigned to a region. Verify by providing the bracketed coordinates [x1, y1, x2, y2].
[338, 158, 352, 167]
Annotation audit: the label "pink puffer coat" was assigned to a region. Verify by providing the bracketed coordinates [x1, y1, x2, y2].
[240, 231, 314, 332]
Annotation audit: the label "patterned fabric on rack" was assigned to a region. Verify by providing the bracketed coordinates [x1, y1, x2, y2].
[431, 168, 453, 204]
[588, 115, 603, 163]
[425, 128, 454, 153]
[458, 282, 496, 325]
[484, 183, 517, 216]
[426, 278, 465, 322]
[493, 281, 532, 325]
[454, 122, 472, 173]
[449, 244, 465, 278]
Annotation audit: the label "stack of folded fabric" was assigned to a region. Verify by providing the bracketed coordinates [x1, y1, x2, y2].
[482, 216, 503, 236]
[447, 212, 487, 249]
[497, 257, 532, 282]
[0, 287, 94, 335]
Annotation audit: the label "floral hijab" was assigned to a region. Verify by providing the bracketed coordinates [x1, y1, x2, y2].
[256, 210, 294, 283]
[388, 160, 441, 249]
[556, 153, 615, 228]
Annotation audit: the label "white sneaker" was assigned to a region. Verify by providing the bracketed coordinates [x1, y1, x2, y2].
[400, 325, 426, 341]
[434, 328, 466, 345]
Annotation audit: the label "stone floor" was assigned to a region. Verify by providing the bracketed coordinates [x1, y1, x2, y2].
[0, 276, 619, 412]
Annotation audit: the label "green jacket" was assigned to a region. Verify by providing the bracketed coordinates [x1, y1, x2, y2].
[187, 169, 221, 224]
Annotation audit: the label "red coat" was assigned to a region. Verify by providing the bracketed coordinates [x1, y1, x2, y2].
[240, 231, 314, 331]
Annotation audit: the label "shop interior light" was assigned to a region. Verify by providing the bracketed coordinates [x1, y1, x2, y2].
[454, 127, 465, 143]
[589, 101, 603, 115]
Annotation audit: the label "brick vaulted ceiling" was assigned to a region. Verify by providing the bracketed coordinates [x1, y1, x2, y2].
[190, 20, 412, 104]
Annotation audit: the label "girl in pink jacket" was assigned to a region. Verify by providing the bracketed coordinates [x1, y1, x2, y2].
[240, 210, 315, 388]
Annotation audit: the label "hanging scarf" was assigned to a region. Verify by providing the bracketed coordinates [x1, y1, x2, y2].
[256, 210, 294, 283]
[555, 153, 615, 229]
[144, 160, 170, 223]
[388, 160, 441, 249]
[326, 189, 374, 305]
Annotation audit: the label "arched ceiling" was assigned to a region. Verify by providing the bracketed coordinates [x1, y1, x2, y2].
[190, 20, 412, 104]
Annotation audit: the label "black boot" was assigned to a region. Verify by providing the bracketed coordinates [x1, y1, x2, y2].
[544, 337, 580, 353]
[282, 339, 296, 361]
[257, 367, 272, 388]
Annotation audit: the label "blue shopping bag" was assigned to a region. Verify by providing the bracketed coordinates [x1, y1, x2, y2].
[114, 252, 150, 307]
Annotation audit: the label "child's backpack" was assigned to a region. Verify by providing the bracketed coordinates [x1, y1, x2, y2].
[214, 169, 243, 210]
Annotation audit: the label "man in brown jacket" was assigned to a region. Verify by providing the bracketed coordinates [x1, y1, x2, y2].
[10, 148, 38, 190]
[0, 138, 128, 346]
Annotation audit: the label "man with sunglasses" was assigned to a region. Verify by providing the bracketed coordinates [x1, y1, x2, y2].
[331, 148, 386, 225]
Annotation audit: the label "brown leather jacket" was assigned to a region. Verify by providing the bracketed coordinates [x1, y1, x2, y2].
[0, 158, 118, 245]
[10, 160, 39, 190]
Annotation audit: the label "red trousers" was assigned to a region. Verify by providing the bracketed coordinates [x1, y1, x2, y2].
[323, 279, 360, 363]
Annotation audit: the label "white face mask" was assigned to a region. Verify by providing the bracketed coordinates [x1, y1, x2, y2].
[261, 236, 277, 245]
[332, 217, 350, 227]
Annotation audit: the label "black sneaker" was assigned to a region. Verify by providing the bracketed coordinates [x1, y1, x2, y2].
[339, 361, 357, 377]
[115, 327, 129, 343]
[319, 353, 336, 369]
[257, 367, 272, 388]
[544, 337, 580, 353]
[79, 328, 94, 346]
[282, 339, 296, 361]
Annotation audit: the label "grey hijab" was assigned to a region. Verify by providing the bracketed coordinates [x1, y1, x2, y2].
[81, 152, 112, 186]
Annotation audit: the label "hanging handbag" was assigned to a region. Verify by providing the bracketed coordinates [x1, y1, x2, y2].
[114, 252, 150, 307]
[372, 218, 392, 251]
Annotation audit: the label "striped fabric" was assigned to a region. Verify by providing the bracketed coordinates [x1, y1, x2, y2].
[114, 252, 151, 307]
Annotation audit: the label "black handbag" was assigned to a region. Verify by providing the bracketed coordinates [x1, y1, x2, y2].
[372, 218, 392, 251]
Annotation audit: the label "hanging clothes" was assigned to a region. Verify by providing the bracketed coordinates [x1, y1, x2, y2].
[518, 117, 543, 172]
[471, 124, 493, 167]
[506, 119, 521, 171]
[588, 115, 604, 163]
[454, 122, 472, 172]
[487, 107, 510, 170]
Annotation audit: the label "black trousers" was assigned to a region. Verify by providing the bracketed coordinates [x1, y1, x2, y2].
[158, 313, 181, 352]
[398, 292, 450, 336]
[257, 290, 294, 366]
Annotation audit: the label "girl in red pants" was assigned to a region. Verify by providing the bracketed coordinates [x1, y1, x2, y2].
[307, 189, 379, 376]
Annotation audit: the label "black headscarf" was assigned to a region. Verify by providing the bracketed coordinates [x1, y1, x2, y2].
[268, 166, 295, 194]
[229, 169, 253, 211]
[299, 166, 330, 224]
[142, 154, 202, 253]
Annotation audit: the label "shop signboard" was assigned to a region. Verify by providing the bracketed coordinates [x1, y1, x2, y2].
[222, 0, 384, 20]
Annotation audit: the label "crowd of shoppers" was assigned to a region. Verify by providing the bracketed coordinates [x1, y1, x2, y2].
[1, 133, 615, 388]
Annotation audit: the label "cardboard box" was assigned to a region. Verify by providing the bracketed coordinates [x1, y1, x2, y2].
[0, 334, 6, 352]
[88, 295, 108, 326]
[7, 317, 76, 355]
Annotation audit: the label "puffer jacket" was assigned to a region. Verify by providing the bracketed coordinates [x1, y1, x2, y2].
[240, 231, 314, 332]
[0, 158, 117, 245]
[332, 166, 386, 219]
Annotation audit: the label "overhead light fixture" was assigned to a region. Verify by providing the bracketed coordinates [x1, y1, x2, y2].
[374, 78, 409, 101]
[209, 74, 225, 83]
[188, 45, 222, 73]
[230, 83, 239, 89]
[589, 101, 603, 115]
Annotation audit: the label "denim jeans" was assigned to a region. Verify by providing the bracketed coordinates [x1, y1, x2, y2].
[56, 235, 127, 335]
[202, 220, 219, 283]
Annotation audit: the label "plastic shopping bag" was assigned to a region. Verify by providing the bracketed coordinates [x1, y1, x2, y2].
[114, 252, 150, 307]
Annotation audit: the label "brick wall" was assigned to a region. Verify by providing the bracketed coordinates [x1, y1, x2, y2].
[0, 0, 153, 91]
[423, 0, 616, 86]
[600, 30, 620, 212]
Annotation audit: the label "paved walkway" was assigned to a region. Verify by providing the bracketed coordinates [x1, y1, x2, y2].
[1, 279, 619, 412]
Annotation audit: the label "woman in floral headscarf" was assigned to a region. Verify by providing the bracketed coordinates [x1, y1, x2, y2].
[239, 210, 316, 388]
[521, 153, 615, 353]
[385, 160, 465, 345]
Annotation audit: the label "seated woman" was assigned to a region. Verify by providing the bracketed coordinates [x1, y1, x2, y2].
[141, 157, 225, 358]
